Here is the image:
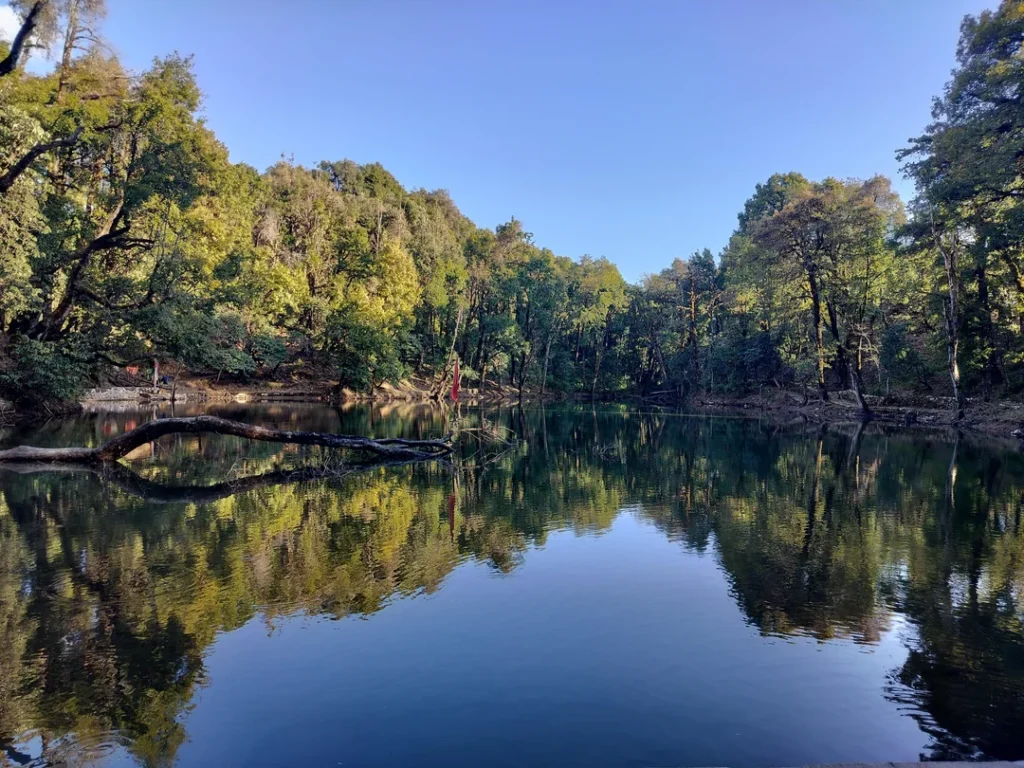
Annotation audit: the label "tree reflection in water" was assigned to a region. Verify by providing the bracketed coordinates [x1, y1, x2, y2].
[1, 404, 1022, 764]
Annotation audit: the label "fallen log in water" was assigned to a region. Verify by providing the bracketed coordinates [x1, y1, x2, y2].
[0, 414, 453, 464]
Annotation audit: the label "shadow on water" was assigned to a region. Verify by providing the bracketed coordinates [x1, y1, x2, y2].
[1, 403, 1023, 765]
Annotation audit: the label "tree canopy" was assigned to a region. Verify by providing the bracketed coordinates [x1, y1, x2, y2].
[4, 1, 1024, 412]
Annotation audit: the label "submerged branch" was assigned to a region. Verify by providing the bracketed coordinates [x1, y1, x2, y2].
[0, 414, 454, 464]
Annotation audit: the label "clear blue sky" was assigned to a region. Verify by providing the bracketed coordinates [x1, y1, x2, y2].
[17, 0, 1000, 280]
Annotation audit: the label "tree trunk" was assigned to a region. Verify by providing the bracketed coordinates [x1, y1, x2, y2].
[459, 301, 474, 363]
[945, 299, 965, 420]
[825, 298, 848, 386]
[806, 266, 829, 401]
[849, 359, 870, 417]
[688, 276, 701, 382]
[0, 415, 454, 464]
[474, 323, 486, 371]
[56, 0, 80, 101]
[974, 253, 1003, 393]
[651, 336, 669, 386]
[933, 214, 966, 421]
[428, 308, 437, 358]
[591, 310, 614, 401]
[0, 0, 45, 78]
[540, 331, 554, 397]
[434, 306, 463, 399]
[997, 251, 1024, 334]
[39, 192, 127, 339]
[517, 351, 527, 401]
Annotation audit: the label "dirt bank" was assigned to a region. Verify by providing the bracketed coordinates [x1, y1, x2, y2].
[6, 373, 1024, 444]
[77, 374, 539, 409]
[683, 388, 1024, 440]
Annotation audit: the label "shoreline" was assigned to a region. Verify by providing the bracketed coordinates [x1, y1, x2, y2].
[684, 389, 1024, 441]
[3, 379, 1023, 444]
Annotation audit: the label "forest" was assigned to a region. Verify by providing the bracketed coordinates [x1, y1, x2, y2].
[2, 0, 1024, 414]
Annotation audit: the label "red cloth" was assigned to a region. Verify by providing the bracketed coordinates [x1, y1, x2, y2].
[451, 358, 460, 401]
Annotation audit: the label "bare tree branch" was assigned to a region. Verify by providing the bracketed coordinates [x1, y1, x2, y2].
[38, 192, 128, 338]
[0, 128, 82, 196]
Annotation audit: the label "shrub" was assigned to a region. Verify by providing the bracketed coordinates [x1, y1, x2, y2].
[704, 331, 785, 394]
[0, 338, 90, 406]
[880, 323, 930, 392]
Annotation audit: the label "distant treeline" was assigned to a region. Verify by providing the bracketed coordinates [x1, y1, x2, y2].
[1, 0, 1023, 411]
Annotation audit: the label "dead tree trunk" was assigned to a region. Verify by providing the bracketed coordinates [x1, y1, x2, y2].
[932, 211, 966, 421]
[0, 415, 454, 464]
[848, 359, 871, 418]
[687, 275, 701, 383]
[0, 0, 46, 78]
[434, 306, 463, 400]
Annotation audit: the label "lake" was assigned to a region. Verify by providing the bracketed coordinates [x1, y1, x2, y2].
[0, 403, 1022, 767]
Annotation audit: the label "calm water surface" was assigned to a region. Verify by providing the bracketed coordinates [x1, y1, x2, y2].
[1, 403, 1022, 767]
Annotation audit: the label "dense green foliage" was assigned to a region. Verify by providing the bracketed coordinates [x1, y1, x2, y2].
[4, 1, 1024, 409]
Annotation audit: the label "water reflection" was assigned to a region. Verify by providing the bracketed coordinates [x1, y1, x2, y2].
[1, 405, 1023, 765]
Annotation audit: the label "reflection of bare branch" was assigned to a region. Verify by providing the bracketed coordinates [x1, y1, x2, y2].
[0, 456, 450, 505]
[947, 431, 960, 509]
[846, 419, 865, 471]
